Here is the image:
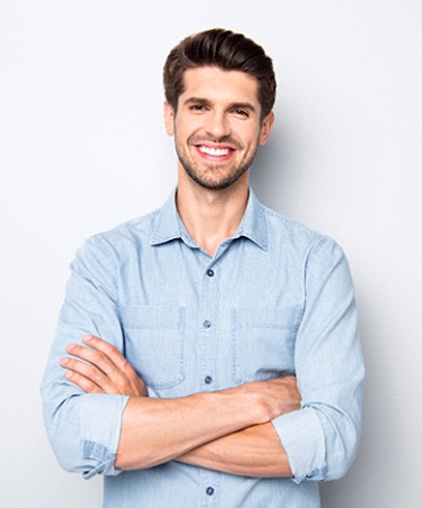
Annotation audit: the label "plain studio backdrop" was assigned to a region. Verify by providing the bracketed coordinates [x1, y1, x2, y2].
[0, 1, 421, 507]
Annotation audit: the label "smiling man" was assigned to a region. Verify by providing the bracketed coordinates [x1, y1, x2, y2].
[168, 67, 270, 193]
[41, 29, 364, 507]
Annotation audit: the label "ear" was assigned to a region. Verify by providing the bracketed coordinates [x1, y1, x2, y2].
[164, 101, 175, 136]
[258, 111, 275, 145]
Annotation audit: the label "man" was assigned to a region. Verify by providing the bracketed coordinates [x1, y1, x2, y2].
[41, 28, 364, 507]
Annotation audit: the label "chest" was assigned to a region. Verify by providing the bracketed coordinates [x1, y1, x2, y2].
[117, 240, 305, 393]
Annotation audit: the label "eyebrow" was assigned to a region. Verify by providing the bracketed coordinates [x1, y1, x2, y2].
[183, 97, 257, 114]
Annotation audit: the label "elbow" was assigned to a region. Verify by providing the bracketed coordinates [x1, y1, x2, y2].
[44, 416, 88, 476]
[323, 416, 362, 481]
[44, 421, 88, 475]
[53, 445, 85, 475]
[42, 394, 84, 473]
[42, 394, 118, 478]
[47, 423, 119, 479]
[306, 398, 363, 482]
[325, 453, 356, 481]
[303, 427, 360, 483]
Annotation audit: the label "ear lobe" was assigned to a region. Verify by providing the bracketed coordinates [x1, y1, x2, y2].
[259, 111, 275, 145]
[164, 102, 175, 136]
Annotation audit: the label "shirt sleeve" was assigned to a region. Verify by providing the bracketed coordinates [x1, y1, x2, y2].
[40, 235, 130, 479]
[271, 237, 365, 483]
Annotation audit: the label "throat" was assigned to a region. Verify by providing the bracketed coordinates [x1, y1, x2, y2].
[176, 177, 249, 256]
[195, 231, 232, 257]
[180, 200, 240, 255]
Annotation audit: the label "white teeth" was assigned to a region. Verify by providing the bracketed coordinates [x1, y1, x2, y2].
[199, 146, 230, 156]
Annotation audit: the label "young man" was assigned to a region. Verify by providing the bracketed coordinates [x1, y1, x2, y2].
[41, 28, 364, 507]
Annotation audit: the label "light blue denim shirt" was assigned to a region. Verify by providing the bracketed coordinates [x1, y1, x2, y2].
[41, 188, 364, 508]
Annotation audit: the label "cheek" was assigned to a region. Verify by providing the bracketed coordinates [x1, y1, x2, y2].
[173, 121, 191, 142]
[238, 123, 261, 143]
[176, 113, 211, 135]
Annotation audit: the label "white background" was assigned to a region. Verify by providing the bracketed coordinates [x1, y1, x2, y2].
[0, 1, 421, 506]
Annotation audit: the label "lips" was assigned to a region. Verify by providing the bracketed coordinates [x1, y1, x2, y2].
[198, 145, 232, 157]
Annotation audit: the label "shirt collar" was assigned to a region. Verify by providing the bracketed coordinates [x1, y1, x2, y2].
[233, 188, 268, 250]
[150, 187, 268, 251]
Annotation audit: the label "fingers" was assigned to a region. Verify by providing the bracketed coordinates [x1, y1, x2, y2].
[82, 335, 128, 371]
[61, 361, 103, 393]
[61, 339, 126, 393]
[60, 335, 147, 397]
[254, 376, 302, 416]
[65, 338, 119, 379]
[266, 376, 299, 392]
[80, 335, 140, 381]
[60, 354, 114, 393]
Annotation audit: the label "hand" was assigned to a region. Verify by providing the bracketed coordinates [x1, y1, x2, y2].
[60, 335, 147, 397]
[240, 376, 301, 422]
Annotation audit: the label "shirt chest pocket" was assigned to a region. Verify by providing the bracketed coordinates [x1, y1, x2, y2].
[232, 306, 301, 383]
[119, 305, 186, 390]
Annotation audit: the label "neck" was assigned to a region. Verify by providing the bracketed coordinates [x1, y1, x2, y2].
[176, 176, 249, 257]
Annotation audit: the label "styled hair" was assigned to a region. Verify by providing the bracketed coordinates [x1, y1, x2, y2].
[163, 28, 276, 121]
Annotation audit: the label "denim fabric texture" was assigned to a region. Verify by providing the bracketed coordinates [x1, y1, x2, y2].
[41, 188, 364, 507]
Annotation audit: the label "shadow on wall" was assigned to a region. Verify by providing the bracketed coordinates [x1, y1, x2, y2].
[249, 115, 305, 217]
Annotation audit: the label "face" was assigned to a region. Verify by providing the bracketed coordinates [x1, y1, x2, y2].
[164, 66, 274, 191]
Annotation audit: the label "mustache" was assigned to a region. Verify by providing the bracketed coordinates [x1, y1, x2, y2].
[188, 135, 244, 150]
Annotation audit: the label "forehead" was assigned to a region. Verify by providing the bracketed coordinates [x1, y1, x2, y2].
[180, 66, 260, 105]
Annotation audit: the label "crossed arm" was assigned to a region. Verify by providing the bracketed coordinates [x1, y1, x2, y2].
[60, 335, 300, 477]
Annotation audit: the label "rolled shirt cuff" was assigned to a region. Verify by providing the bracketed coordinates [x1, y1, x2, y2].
[272, 406, 327, 484]
[80, 393, 130, 478]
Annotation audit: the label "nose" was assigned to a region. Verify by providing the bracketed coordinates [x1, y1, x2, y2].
[205, 110, 231, 140]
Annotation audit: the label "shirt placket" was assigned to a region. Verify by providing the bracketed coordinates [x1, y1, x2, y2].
[197, 253, 222, 505]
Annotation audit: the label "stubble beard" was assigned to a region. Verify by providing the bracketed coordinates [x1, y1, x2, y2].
[175, 137, 259, 191]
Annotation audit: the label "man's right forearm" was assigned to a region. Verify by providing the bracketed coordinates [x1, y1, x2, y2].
[115, 377, 299, 470]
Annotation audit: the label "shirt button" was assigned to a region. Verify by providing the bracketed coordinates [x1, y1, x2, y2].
[203, 320, 212, 328]
[206, 269, 215, 277]
[206, 486, 215, 496]
[204, 376, 213, 384]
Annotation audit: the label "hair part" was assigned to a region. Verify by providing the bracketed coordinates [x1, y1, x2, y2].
[163, 28, 276, 121]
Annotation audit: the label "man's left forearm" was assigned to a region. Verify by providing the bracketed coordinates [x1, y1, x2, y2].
[176, 421, 292, 478]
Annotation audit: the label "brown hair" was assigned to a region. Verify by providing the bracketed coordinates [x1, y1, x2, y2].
[163, 28, 276, 121]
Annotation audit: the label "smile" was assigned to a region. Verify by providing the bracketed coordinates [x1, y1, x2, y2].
[198, 145, 233, 157]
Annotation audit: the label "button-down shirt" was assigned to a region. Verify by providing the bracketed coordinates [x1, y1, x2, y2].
[41, 188, 364, 508]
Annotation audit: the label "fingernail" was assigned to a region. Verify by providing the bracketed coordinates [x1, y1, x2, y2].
[83, 335, 93, 342]
[60, 357, 69, 366]
[66, 343, 76, 352]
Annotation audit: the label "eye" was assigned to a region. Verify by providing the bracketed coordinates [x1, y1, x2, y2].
[233, 109, 249, 117]
[189, 104, 207, 112]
